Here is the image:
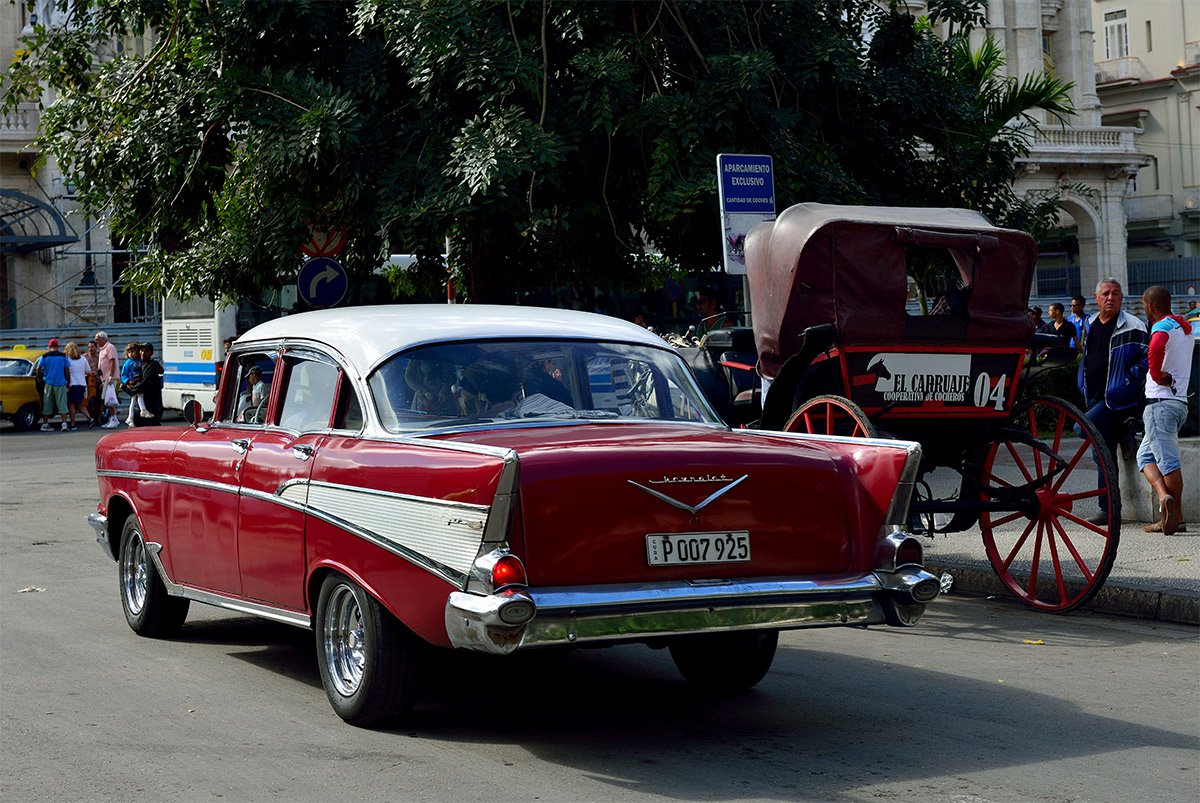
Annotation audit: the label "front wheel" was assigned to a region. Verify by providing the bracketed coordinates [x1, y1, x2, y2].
[315, 574, 425, 727]
[669, 630, 778, 692]
[118, 514, 189, 637]
[978, 396, 1120, 612]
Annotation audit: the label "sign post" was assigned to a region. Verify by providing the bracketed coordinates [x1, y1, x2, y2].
[297, 256, 348, 309]
[716, 154, 775, 277]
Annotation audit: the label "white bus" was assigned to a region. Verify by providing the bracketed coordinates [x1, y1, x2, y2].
[161, 291, 293, 413]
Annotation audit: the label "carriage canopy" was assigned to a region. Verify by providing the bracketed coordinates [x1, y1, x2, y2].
[745, 203, 1038, 379]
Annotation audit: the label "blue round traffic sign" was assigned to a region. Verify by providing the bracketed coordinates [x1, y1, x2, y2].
[297, 257, 348, 309]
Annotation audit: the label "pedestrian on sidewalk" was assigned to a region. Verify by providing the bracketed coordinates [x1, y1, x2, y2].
[63, 342, 93, 430]
[35, 339, 70, 431]
[1136, 286, 1194, 535]
[134, 343, 164, 426]
[120, 341, 150, 426]
[84, 339, 101, 424]
[95, 331, 121, 427]
[1078, 278, 1148, 524]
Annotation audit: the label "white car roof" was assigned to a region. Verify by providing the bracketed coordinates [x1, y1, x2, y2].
[237, 304, 671, 373]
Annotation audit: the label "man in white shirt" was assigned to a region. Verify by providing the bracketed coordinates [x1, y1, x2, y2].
[1135, 286, 1194, 535]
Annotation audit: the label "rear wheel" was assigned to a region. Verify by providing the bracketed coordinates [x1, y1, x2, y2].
[978, 396, 1120, 612]
[669, 630, 778, 692]
[783, 394, 877, 438]
[315, 574, 425, 727]
[118, 514, 189, 636]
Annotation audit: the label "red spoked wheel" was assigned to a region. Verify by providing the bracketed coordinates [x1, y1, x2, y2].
[979, 396, 1120, 613]
[783, 394, 878, 438]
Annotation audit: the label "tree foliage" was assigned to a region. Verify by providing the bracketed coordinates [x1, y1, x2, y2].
[4, 0, 1073, 306]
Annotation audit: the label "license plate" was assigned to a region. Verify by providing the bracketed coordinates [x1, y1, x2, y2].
[646, 531, 751, 566]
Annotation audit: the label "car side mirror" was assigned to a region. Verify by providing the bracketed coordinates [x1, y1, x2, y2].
[182, 399, 206, 428]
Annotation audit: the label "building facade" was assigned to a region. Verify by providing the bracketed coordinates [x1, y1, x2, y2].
[1, 1, 152, 332]
[1092, 0, 1199, 295]
[2, 1, 1187, 331]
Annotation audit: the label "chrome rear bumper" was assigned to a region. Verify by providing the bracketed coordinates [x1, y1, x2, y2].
[446, 567, 940, 655]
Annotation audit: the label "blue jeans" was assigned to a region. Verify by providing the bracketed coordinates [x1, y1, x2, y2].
[1136, 399, 1188, 475]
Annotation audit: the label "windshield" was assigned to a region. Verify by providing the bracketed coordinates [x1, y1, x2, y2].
[369, 339, 723, 432]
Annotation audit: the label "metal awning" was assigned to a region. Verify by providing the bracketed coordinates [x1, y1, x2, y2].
[0, 188, 78, 254]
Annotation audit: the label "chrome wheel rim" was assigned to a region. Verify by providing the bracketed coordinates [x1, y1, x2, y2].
[323, 584, 366, 697]
[121, 530, 148, 615]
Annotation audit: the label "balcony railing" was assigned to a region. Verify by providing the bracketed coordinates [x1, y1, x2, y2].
[1183, 186, 1200, 217]
[0, 103, 40, 152]
[1123, 194, 1174, 223]
[1033, 127, 1138, 150]
[1096, 56, 1146, 85]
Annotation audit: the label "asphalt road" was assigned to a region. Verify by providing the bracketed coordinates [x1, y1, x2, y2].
[2, 424, 1197, 802]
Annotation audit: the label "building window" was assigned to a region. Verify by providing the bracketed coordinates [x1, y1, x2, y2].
[1042, 33, 1056, 72]
[1145, 20, 1152, 52]
[1104, 10, 1129, 60]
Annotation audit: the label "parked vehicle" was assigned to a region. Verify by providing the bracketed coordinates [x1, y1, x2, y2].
[0, 348, 43, 431]
[680, 203, 1120, 613]
[91, 304, 938, 726]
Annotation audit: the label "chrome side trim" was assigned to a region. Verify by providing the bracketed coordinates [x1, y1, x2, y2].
[280, 480, 486, 581]
[97, 469, 240, 497]
[89, 512, 114, 561]
[144, 542, 310, 629]
[446, 574, 900, 655]
[96, 470, 485, 585]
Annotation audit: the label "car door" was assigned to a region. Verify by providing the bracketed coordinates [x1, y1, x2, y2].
[236, 350, 343, 610]
[166, 350, 278, 595]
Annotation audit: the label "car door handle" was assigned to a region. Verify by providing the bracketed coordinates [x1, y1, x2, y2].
[291, 443, 316, 461]
[230, 438, 251, 455]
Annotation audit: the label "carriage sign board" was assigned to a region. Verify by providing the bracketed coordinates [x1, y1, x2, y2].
[843, 348, 1024, 416]
[716, 153, 775, 275]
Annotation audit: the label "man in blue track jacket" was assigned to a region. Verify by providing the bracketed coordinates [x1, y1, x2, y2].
[1078, 278, 1148, 524]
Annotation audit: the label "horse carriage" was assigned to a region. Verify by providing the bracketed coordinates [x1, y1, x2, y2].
[681, 203, 1118, 613]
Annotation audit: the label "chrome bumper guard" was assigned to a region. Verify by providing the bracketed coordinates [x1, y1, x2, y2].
[446, 568, 941, 655]
[89, 513, 114, 561]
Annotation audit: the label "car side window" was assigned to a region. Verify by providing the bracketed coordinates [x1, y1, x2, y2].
[278, 357, 339, 432]
[333, 373, 364, 432]
[218, 354, 276, 426]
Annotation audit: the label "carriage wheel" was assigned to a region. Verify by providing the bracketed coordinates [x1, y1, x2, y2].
[783, 394, 878, 438]
[978, 396, 1120, 613]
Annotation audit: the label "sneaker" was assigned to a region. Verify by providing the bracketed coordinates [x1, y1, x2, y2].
[101, 419, 120, 429]
[39, 423, 53, 432]
[68, 425, 78, 432]
[88, 419, 97, 429]
[60, 423, 70, 431]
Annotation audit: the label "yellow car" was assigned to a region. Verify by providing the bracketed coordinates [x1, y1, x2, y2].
[0, 348, 43, 431]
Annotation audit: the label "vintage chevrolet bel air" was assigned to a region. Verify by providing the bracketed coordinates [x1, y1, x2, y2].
[90, 305, 939, 726]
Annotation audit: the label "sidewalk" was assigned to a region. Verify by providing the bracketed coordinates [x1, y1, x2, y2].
[923, 520, 1200, 625]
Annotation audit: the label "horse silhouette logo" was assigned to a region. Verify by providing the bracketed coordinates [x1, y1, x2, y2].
[867, 355, 894, 392]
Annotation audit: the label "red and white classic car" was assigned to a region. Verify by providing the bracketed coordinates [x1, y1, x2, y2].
[90, 305, 939, 726]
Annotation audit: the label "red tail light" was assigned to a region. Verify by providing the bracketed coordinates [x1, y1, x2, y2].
[896, 537, 923, 567]
[491, 555, 527, 589]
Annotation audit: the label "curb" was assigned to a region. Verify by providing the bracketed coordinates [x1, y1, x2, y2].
[925, 562, 1200, 626]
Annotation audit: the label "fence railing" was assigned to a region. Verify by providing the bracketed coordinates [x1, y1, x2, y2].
[0, 323, 161, 355]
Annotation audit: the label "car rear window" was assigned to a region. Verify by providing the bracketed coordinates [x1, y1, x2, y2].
[368, 339, 722, 432]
